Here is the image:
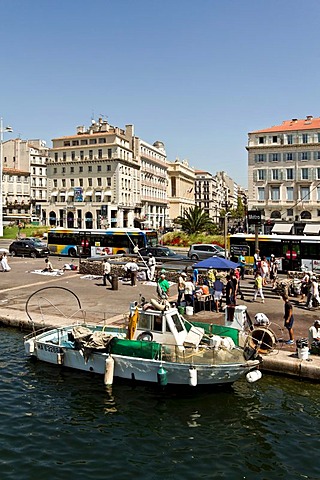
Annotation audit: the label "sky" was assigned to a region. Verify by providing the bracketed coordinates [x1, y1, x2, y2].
[1, 0, 320, 187]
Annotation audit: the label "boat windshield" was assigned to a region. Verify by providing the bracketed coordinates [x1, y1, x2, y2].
[169, 313, 184, 333]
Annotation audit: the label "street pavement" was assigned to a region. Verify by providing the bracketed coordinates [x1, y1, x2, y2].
[0, 254, 318, 350]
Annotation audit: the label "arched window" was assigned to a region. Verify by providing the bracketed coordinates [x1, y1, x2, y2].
[85, 212, 93, 229]
[301, 211, 312, 220]
[270, 210, 281, 219]
[49, 211, 56, 226]
[67, 211, 74, 228]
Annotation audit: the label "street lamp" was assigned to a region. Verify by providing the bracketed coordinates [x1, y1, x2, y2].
[224, 212, 231, 258]
[0, 118, 13, 237]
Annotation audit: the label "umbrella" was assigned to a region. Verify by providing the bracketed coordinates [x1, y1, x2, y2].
[193, 256, 239, 270]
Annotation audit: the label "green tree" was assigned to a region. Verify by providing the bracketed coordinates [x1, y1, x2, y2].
[175, 206, 214, 234]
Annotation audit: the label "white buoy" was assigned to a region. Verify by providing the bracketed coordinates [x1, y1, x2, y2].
[246, 370, 262, 383]
[25, 339, 35, 355]
[104, 355, 115, 385]
[57, 352, 64, 365]
[189, 367, 198, 387]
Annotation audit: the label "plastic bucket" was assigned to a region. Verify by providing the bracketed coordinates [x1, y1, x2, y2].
[178, 306, 185, 315]
[186, 306, 194, 316]
[297, 346, 309, 360]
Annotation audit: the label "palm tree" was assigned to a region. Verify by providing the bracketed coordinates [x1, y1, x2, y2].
[175, 206, 214, 234]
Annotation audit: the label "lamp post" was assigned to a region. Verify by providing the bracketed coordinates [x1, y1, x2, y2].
[0, 118, 13, 237]
[224, 212, 231, 258]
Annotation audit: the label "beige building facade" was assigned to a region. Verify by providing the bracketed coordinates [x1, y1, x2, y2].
[167, 158, 196, 225]
[247, 115, 320, 234]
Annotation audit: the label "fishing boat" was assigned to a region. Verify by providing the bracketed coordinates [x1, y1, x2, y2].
[24, 287, 262, 387]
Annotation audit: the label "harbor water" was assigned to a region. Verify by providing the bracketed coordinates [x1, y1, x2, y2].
[2, 327, 320, 480]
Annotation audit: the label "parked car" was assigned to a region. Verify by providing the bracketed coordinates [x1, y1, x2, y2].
[138, 246, 188, 262]
[187, 243, 225, 261]
[9, 239, 50, 258]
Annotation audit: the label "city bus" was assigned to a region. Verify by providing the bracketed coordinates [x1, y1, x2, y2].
[47, 228, 158, 257]
[229, 233, 320, 272]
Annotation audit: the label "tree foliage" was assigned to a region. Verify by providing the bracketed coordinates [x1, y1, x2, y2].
[175, 206, 214, 234]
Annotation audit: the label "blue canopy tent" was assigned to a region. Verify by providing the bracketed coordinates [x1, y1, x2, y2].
[193, 256, 239, 270]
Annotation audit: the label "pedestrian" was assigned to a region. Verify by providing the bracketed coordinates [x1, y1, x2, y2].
[252, 271, 264, 303]
[234, 267, 245, 300]
[129, 259, 139, 287]
[103, 258, 112, 287]
[308, 319, 320, 347]
[308, 276, 320, 308]
[213, 275, 224, 312]
[42, 257, 53, 272]
[253, 249, 261, 275]
[225, 274, 235, 306]
[282, 294, 294, 344]
[238, 251, 246, 280]
[133, 242, 139, 254]
[184, 276, 195, 306]
[230, 269, 239, 304]
[260, 256, 269, 286]
[207, 268, 216, 294]
[269, 254, 279, 290]
[1, 252, 11, 272]
[147, 253, 156, 281]
[177, 272, 187, 306]
[157, 272, 170, 299]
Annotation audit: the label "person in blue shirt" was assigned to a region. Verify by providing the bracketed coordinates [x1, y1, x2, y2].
[192, 267, 199, 285]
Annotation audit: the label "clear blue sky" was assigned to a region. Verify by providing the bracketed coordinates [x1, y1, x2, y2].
[1, 0, 320, 187]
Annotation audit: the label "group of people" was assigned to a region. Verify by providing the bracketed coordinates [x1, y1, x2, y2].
[253, 249, 279, 288]
[299, 271, 320, 309]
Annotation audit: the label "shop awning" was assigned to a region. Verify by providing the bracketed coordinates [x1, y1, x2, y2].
[272, 223, 293, 234]
[85, 190, 93, 196]
[95, 191, 102, 196]
[303, 224, 320, 235]
[67, 191, 74, 197]
[50, 190, 58, 196]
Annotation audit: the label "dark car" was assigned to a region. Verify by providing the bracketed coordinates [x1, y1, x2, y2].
[9, 239, 50, 258]
[138, 246, 188, 262]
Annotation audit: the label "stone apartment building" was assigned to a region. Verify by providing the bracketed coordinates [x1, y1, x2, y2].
[43, 118, 168, 230]
[247, 115, 320, 234]
[2, 138, 48, 224]
[167, 158, 196, 225]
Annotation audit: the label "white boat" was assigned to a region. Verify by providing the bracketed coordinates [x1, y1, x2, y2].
[24, 288, 262, 387]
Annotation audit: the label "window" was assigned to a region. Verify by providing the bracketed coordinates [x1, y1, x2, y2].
[287, 209, 293, 216]
[255, 154, 266, 162]
[286, 187, 294, 201]
[286, 168, 294, 180]
[286, 153, 293, 161]
[107, 165, 111, 171]
[53, 167, 57, 174]
[62, 167, 65, 173]
[71, 151, 75, 160]
[271, 153, 279, 162]
[98, 149, 102, 159]
[108, 148, 112, 158]
[301, 152, 309, 160]
[107, 178, 111, 187]
[64, 141, 70, 147]
[302, 133, 308, 143]
[258, 187, 265, 201]
[79, 166, 83, 173]
[81, 139, 88, 145]
[70, 179, 74, 187]
[89, 138, 97, 144]
[97, 178, 102, 186]
[79, 179, 83, 187]
[271, 187, 280, 201]
[258, 169, 266, 180]
[70, 166, 74, 173]
[53, 179, 57, 187]
[97, 165, 102, 172]
[301, 168, 309, 180]
[272, 136, 278, 143]
[272, 169, 279, 180]
[63, 152, 66, 161]
[72, 140, 79, 146]
[62, 179, 66, 187]
[54, 152, 58, 161]
[99, 138, 106, 144]
[317, 168, 320, 180]
[89, 150, 93, 160]
[287, 134, 293, 144]
[317, 187, 320, 201]
[258, 137, 265, 144]
[80, 151, 84, 160]
[88, 178, 92, 187]
[301, 186, 310, 201]
[88, 166, 92, 172]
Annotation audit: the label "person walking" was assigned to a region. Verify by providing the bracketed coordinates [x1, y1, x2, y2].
[157, 272, 170, 299]
[103, 258, 112, 287]
[253, 249, 261, 275]
[177, 272, 187, 306]
[282, 294, 294, 345]
[147, 253, 156, 281]
[260, 256, 269, 286]
[238, 251, 246, 280]
[269, 254, 279, 290]
[252, 271, 264, 303]
[308, 276, 320, 308]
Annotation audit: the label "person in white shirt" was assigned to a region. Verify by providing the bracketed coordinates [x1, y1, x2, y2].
[103, 259, 112, 287]
[308, 320, 320, 346]
[308, 277, 320, 308]
[147, 253, 156, 281]
[177, 272, 187, 306]
[184, 277, 195, 306]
